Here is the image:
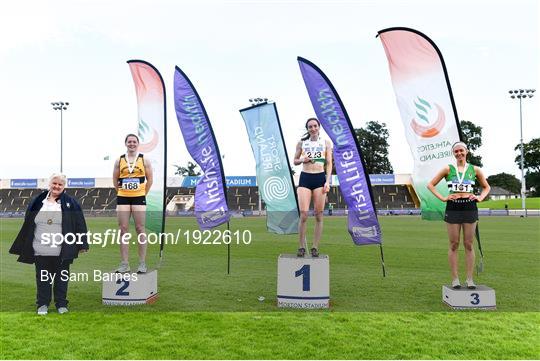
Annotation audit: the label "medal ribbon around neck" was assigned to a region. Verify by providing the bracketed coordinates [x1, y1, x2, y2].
[125, 152, 139, 174]
[455, 162, 468, 187]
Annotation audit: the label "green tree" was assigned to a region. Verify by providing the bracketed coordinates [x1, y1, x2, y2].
[460, 120, 483, 166]
[174, 161, 201, 176]
[515, 138, 540, 196]
[354, 121, 393, 174]
[525, 172, 540, 197]
[486, 172, 521, 194]
[514, 138, 540, 172]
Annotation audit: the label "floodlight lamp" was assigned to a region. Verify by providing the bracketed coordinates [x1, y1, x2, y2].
[511, 95, 516, 99]
[65, 102, 69, 106]
[519, 89, 524, 93]
[63, 106, 67, 110]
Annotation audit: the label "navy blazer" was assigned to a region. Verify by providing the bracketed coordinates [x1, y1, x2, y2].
[9, 191, 89, 264]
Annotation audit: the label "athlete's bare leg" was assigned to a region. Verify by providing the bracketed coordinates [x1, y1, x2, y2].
[446, 223, 462, 280]
[117, 205, 132, 262]
[297, 187, 312, 249]
[312, 187, 326, 249]
[462, 222, 477, 280]
[132, 205, 147, 263]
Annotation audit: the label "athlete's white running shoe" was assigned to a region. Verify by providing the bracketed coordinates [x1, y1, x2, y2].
[466, 278, 477, 289]
[451, 278, 461, 289]
[137, 262, 147, 274]
[115, 262, 130, 273]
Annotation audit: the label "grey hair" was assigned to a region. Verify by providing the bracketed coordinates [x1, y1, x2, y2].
[49, 173, 67, 185]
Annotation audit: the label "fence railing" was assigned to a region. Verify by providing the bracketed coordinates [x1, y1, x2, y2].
[1, 208, 538, 218]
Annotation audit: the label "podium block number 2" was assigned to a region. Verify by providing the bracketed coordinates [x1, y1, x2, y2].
[295, 265, 311, 291]
[116, 279, 130, 296]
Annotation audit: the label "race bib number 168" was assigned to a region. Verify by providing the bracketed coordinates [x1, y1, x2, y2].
[122, 178, 140, 191]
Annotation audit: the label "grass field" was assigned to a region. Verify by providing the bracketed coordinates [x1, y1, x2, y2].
[481, 197, 540, 209]
[1, 216, 539, 359]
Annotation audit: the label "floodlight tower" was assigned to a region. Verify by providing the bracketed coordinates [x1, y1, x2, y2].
[508, 89, 535, 212]
[248, 97, 269, 106]
[51, 101, 69, 172]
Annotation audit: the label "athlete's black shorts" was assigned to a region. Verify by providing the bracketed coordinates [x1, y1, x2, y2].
[298, 172, 326, 191]
[117, 196, 146, 206]
[445, 198, 478, 224]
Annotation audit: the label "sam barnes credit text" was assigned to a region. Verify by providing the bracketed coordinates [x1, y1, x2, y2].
[40, 270, 138, 284]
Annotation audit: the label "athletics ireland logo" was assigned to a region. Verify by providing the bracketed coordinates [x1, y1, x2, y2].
[138, 118, 159, 152]
[262, 176, 290, 201]
[410, 97, 445, 138]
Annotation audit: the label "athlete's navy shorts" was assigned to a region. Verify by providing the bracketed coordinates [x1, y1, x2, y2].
[117, 196, 146, 206]
[445, 198, 478, 224]
[298, 172, 326, 190]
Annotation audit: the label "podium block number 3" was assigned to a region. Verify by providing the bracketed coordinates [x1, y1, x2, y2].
[295, 265, 311, 291]
[116, 279, 130, 296]
[470, 293, 480, 305]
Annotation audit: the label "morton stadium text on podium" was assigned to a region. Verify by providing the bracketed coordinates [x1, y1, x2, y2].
[277, 254, 329, 309]
[102, 270, 159, 305]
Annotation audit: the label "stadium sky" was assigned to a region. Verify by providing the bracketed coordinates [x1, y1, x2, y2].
[1, 0, 538, 181]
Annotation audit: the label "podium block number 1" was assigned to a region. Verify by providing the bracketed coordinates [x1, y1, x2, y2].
[116, 279, 130, 296]
[295, 265, 311, 291]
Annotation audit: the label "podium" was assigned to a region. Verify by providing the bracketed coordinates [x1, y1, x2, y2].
[442, 285, 496, 310]
[277, 254, 329, 309]
[102, 270, 159, 305]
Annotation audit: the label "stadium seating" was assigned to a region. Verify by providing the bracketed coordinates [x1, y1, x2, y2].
[0, 185, 417, 214]
[325, 185, 416, 210]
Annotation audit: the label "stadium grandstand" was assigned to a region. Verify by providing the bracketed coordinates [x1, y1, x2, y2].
[0, 174, 419, 217]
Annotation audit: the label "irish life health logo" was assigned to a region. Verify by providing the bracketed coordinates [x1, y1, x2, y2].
[410, 97, 445, 138]
[138, 118, 159, 152]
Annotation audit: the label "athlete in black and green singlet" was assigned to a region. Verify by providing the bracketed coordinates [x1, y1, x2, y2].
[428, 142, 490, 289]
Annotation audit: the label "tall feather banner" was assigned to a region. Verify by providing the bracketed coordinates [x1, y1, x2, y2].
[173, 66, 230, 229]
[298, 57, 382, 246]
[239, 102, 299, 234]
[127, 60, 167, 259]
[377, 27, 462, 220]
